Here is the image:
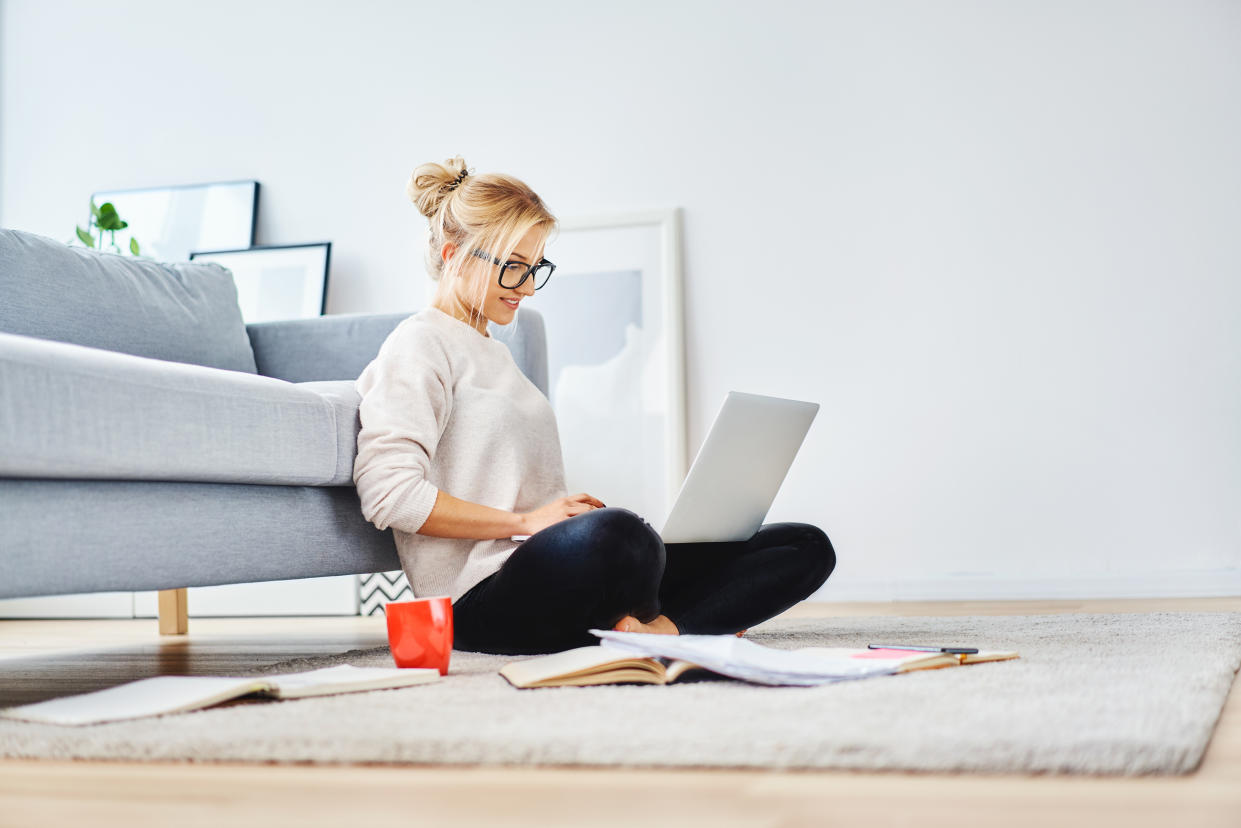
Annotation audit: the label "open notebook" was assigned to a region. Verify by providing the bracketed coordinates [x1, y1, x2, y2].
[0, 664, 441, 726]
[499, 631, 1019, 688]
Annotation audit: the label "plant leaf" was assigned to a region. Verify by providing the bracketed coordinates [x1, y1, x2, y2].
[75, 225, 95, 247]
[97, 202, 126, 231]
[130, 237, 140, 255]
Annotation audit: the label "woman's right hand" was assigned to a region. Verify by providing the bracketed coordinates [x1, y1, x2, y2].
[520, 493, 606, 535]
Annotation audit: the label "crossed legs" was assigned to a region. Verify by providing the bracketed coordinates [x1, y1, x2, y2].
[450, 507, 836, 655]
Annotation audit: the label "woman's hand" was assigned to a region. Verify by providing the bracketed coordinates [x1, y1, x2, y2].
[520, 493, 606, 535]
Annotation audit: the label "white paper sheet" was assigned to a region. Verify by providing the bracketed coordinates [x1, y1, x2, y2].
[588, 630, 897, 686]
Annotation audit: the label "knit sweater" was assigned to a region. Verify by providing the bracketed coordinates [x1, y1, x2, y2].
[352, 306, 568, 603]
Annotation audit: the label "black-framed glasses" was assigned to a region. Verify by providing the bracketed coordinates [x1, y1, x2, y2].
[471, 248, 556, 290]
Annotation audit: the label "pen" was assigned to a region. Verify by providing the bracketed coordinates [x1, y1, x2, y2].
[868, 644, 979, 654]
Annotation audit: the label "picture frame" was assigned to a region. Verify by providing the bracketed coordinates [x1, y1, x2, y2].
[189, 242, 332, 323]
[89, 179, 259, 262]
[520, 208, 688, 527]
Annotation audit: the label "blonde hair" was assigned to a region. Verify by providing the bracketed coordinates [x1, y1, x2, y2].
[407, 156, 557, 325]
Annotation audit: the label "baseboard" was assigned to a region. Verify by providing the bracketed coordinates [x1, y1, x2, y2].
[809, 569, 1241, 603]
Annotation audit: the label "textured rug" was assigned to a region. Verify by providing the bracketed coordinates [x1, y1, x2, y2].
[2, 612, 1238, 775]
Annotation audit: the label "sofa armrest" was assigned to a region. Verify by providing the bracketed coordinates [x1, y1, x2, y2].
[246, 312, 409, 382]
[247, 308, 551, 395]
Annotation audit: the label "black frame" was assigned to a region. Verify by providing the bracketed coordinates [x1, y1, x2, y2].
[470, 248, 556, 290]
[189, 241, 332, 318]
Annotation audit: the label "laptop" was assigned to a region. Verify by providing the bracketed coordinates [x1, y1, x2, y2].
[659, 391, 819, 544]
[512, 391, 817, 544]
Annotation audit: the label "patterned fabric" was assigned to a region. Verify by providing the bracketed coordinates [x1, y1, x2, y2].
[358, 570, 414, 616]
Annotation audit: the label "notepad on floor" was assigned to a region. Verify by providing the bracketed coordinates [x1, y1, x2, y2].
[0, 664, 441, 726]
[801, 647, 1021, 669]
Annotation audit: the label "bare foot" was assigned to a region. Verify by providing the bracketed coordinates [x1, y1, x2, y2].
[612, 613, 680, 635]
[613, 615, 747, 637]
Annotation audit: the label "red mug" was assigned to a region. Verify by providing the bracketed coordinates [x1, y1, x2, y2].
[385, 596, 453, 675]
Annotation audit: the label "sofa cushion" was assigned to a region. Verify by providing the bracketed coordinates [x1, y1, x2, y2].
[296, 380, 363, 486]
[0, 227, 257, 373]
[0, 331, 356, 485]
[0, 479, 402, 599]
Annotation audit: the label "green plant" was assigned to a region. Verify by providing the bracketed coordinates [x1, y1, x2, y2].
[70, 198, 142, 255]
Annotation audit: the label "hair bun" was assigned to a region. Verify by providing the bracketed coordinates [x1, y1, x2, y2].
[407, 156, 469, 218]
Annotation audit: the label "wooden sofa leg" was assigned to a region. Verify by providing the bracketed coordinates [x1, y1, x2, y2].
[158, 588, 188, 635]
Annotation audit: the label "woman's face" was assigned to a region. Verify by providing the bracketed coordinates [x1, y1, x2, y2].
[445, 224, 546, 334]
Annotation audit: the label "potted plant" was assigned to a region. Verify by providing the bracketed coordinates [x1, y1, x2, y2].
[69, 198, 143, 255]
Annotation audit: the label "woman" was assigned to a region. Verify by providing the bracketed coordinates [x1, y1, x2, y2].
[353, 156, 836, 655]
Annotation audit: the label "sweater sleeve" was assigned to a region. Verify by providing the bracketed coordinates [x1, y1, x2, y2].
[352, 324, 452, 534]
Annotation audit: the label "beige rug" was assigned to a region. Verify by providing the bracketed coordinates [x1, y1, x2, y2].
[1, 612, 1238, 775]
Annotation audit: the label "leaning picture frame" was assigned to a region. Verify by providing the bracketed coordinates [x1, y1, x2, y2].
[508, 208, 688, 528]
[89, 179, 259, 262]
[189, 242, 331, 323]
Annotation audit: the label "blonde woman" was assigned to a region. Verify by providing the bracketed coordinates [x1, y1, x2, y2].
[352, 156, 835, 655]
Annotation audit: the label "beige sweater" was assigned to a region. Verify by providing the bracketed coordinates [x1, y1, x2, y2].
[352, 307, 568, 603]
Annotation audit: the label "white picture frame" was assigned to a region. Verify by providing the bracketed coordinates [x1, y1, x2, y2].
[528, 208, 688, 528]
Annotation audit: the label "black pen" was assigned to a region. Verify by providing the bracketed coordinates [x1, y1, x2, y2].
[868, 644, 979, 655]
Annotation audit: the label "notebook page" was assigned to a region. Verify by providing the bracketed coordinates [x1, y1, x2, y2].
[500, 646, 657, 687]
[0, 676, 265, 726]
[263, 664, 440, 697]
[589, 630, 895, 685]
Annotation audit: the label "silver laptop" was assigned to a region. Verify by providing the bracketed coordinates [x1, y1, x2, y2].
[659, 391, 819, 544]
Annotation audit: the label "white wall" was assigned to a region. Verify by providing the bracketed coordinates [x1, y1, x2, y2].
[3, 0, 1238, 601]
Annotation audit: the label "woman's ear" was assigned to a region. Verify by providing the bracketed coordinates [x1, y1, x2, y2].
[440, 241, 457, 264]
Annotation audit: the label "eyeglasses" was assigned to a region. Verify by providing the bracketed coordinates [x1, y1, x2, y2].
[470, 248, 556, 290]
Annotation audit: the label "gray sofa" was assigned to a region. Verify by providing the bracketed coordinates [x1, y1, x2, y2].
[0, 227, 549, 630]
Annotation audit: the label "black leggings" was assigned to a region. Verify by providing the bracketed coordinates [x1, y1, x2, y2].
[451, 507, 836, 655]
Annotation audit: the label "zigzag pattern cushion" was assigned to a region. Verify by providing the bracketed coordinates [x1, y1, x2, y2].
[359, 571, 414, 616]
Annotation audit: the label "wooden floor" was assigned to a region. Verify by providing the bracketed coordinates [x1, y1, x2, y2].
[1, 598, 1239, 827]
